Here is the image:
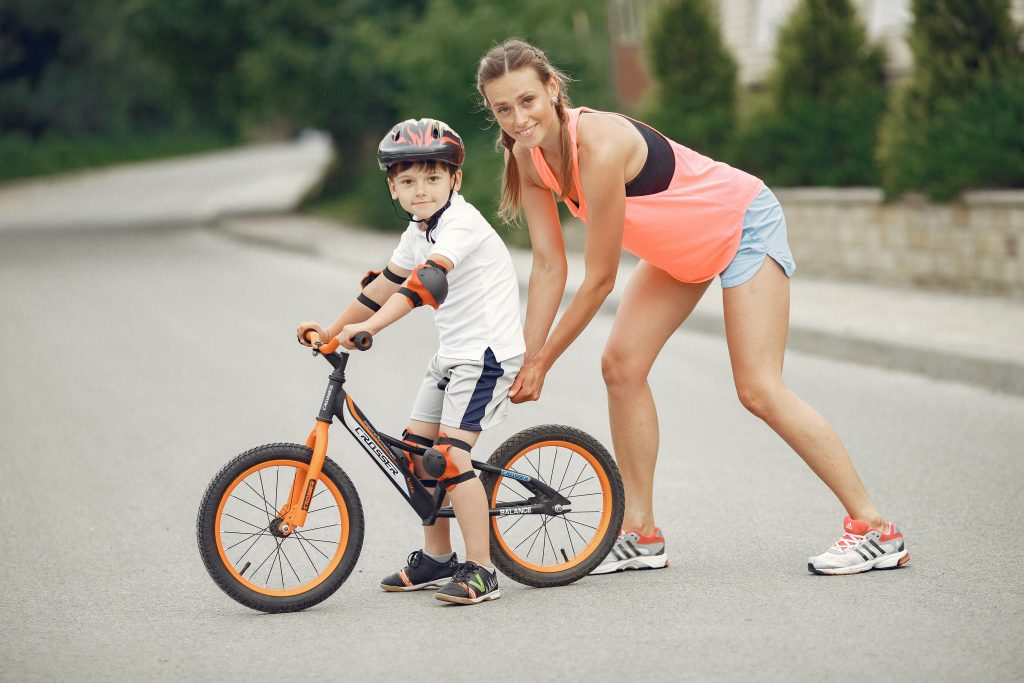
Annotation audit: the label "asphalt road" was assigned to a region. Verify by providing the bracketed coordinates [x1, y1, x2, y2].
[1, 225, 1022, 682]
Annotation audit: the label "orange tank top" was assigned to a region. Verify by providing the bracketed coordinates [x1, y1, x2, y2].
[528, 107, 765, 283]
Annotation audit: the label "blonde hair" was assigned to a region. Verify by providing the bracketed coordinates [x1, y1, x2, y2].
[476, 39, 573, 224]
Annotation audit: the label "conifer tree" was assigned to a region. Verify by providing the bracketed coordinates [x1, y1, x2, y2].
[738, 0, 886, 186]
[642, 0, 737, 157]
[877, 0, 1024, 199]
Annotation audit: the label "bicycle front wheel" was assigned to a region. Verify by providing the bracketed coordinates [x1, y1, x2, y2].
[196, 443, 364, 613]
[482, 425, 624, 587]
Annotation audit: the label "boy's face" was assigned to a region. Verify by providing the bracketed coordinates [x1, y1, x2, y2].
[387, 164, 462, 221]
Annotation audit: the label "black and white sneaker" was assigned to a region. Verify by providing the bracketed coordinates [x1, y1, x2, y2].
[380, 550, 459, 592]
[590, 528, 668, 575]
[434, 561, 501, 605]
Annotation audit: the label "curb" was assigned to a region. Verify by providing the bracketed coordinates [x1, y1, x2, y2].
[214, 217, 1024, 398]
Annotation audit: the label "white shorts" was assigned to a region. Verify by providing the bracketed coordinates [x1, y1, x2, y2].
[409, 349, 523, 432]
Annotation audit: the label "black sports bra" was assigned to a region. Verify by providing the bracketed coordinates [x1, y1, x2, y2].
[623, 119, 675, 197]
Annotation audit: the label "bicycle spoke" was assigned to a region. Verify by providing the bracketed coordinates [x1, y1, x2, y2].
[550, 448, 557, 488]
[561, 516, 577, 556]
[257, 470, 273, 526]
[300, 523, 340, 533]
[224, 527, 271, 551]
[223, 512, 269, 532]
[497, 513, 528, 535]
[280, 543, 302, 585]
[563, 515, 598, 531]
[243, 481, 276, 518]
[293, 531, 331, 560]
[230, 494, 281, 518]
[251, 540, 282, 585]
[292, 530, 320, 574]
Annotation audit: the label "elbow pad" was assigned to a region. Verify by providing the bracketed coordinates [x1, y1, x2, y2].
[358, 266, 406, 311]
[399, 260, 449, 310]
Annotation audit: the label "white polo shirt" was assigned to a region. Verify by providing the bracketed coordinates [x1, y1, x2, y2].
[390, 192, 525, 362]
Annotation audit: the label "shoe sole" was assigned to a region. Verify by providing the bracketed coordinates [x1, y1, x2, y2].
[435, 589, 501, 605]
[808, 549, 910, 575]
[380, 576, 453, 592]
[589, 554, 668, 575]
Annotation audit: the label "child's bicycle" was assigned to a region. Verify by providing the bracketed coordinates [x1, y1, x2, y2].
[196, 331, 625, 612]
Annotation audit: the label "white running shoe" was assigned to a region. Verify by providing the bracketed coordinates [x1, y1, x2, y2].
[590, 528, 668, 575]
[808, 516, 910, 575]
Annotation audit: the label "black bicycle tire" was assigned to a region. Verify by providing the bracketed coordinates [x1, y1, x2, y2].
[482, 424, 624, 587]
[196, 443, 364, 613]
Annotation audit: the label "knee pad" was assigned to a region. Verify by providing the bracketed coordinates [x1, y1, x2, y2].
[394, 429, 433, 474]
[422, 434, 476, 491]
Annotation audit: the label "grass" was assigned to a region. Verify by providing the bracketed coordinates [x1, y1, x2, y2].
[0, 131, 236, 183]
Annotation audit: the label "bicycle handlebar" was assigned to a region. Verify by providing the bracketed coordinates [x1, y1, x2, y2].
[302, 330, 373, 354]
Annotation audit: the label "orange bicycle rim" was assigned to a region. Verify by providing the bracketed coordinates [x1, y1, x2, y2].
[214, 459, 350, 597]
[490, 440, 612, 573]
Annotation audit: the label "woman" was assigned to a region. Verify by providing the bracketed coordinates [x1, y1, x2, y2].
[476, 39, 909, 575]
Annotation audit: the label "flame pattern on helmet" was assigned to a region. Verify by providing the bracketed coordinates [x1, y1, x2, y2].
[378, 118, 465, 171]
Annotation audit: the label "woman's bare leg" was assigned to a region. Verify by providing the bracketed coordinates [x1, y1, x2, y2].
[602, 262, 711, 534]
[722, 259, 884, 526]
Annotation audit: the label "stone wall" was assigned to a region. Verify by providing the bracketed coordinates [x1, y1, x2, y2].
[775, 188, 1024, 296]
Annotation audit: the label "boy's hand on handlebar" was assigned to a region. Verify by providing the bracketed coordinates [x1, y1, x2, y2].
[339, 322, 375, 350]
[296, 322, 327, 347]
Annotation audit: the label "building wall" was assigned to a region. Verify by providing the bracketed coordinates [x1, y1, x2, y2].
[776, 189, 1024, 295]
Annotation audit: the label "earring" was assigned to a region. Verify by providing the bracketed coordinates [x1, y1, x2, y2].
[551, 96, 558, 106]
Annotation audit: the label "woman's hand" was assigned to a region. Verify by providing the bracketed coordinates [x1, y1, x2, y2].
[338, 321, 375, 350]
[296, 321, 326, 346]
[508, 359, 548, 404]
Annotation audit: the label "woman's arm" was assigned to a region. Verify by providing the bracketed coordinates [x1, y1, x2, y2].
[519, 158, 568, 362]
[510, 115, 635, 402]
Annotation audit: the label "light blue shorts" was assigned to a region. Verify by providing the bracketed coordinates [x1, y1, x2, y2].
[719, 186, 796, 288]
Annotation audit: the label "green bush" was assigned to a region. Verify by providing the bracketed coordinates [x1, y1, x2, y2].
[737, 0, 886, 186]
[641, 0, 737, 158]
[877, 0, 1024, 199]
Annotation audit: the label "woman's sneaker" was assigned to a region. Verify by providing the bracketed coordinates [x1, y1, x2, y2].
[590, 528, 668, 575]
[380, 550, 459, 591]
[434, 561, 500, 605]
[808, 516, 910, 575]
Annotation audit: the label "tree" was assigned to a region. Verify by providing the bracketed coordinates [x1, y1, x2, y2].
[0, 0, 185, 137]
[738, 0, 887, 186]
[877, 0, 1024, 199]
[642, 0, 737, 157]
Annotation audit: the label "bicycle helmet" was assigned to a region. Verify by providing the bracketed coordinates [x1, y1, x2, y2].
[378, 118, 465, 171]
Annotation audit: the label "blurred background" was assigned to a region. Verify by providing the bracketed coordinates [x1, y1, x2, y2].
[2, 0, 1023, 291]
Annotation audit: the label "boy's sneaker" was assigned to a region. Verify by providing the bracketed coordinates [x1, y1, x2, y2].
[434, 561, 500, 605]
[380, 550, 459, 592]
[590, 528, 668, 575]
[808, 515, 910, 575]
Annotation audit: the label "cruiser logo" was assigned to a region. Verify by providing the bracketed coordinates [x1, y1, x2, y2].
[322, 386, 334, 412]
[302, 480, 316, 510]
[354, 426, 400, 477]
[498, 505, 533, 516]
[500, 469, 531, 483]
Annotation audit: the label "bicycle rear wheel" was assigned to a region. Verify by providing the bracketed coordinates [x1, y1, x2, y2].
[196, 443, 364, 613]
[482, 425, 623, 587]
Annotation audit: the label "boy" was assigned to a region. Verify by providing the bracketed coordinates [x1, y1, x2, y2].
[297, 118, 524, 605]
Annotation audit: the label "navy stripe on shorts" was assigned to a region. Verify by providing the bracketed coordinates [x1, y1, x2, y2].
[460, 348, 504, 430]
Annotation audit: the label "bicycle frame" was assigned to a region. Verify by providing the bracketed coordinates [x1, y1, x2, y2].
[276, 345, 571, 536]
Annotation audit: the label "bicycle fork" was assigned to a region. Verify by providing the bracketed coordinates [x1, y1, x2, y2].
[276, 363, 347, 535]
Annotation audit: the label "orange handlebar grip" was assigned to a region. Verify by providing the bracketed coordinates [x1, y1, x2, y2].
[318, 338, 341, 354]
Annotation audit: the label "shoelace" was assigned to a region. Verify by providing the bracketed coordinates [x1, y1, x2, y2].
[830, 532, 865, 552]
[450, 562, 471, 583]
[406, 550, 422, 568]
